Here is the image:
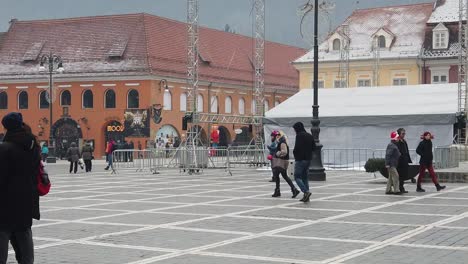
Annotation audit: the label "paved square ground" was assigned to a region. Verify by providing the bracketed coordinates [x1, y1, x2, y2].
[6, 161, 468, 263]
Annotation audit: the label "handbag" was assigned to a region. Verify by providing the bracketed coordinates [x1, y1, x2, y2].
[37, 161, 51, 196]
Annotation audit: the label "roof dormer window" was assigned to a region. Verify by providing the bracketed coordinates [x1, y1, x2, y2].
[332, 39, 341, 51]
[371, 28, 394, 50]
[433, 23, 449, 50]
[378, 35, 386, 48]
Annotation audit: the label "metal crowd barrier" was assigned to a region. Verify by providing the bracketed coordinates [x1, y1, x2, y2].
[112, 150, 158, 174]
[225, 147, 269, 176]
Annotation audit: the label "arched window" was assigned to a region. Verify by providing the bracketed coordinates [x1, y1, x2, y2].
[61, 90, 71, 106]
[180, 93, 187, 111]
[164, 90, 172, 110]
[83, 90, 93, 108]
[251, 100, 257, 115]
[210, 96, 218, 113]
[224, 96, 232, 113]
[264, 100, 269, 112]
[39, 90, 49, 109]
[18, 91, 28, 109]
[0, 92, 7, 109]
[333, 39, 341, 51]
[238, 98, 245, 115]
[127, 89, 139, 108]
[197, 94, 204, 112]
[105, 89, 116, 108]
[378, 35, 386, 48]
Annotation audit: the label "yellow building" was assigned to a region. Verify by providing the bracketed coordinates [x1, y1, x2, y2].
[294, 3, 434, 89]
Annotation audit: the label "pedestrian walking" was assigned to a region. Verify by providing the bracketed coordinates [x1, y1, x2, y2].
[104, 139, 116, 170]
[267, 131, 279, 182]
[81, 141, 94, 172]
[292, 122, 315, 203]
[41, 143, 49, 162]
[416, 132, 446, 192]
[0, 112, 41, 264]
[66, 142, 81, 174]
[385, 132, 401, 195]
[271, 132, 300, 198]
[396, 128, 412, 193]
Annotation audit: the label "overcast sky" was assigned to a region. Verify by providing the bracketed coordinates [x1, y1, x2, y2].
[0, 0, 431, 48]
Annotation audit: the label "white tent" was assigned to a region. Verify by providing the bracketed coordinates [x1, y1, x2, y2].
[264, 84, 458, 158]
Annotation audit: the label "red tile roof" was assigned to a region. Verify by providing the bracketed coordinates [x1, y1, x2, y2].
[0, 13, 305, 91]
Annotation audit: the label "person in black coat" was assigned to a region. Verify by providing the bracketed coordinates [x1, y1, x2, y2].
[292, 122, 316, 203]
[416, 131, 446, 192]
[0, 113, 41, 264]
[396, 128, 412, 193]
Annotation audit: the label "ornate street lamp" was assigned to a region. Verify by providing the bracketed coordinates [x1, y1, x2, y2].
[39, 53, 64, 163]
[300, 0, 333, 181]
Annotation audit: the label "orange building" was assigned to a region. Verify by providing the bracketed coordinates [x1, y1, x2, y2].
[0, 14, 305, 158]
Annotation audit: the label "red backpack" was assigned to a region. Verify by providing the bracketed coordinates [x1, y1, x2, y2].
[37, 161, 51, 196]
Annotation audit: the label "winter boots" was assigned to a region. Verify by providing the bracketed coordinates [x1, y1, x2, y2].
[436, 183, 446, 191]
[417, 184, 446, 192]
[416, 185, 425, 192]
[272, 189, 281, 197]
[292, 189, 300, 198]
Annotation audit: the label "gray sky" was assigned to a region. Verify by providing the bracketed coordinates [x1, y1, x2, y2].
[0, 0, 431, 48]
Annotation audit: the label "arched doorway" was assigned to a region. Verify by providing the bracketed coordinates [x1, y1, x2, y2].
[188, 125, 208, 146]
[104, 120, 125, 149]
[156, 125, 180, 148]
[218, 126, 231, 147]
[51, 118, 83, 160]
[233, 126, 252, 145]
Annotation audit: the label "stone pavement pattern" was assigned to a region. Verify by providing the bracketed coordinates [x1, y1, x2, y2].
[6, 161, 468, 263]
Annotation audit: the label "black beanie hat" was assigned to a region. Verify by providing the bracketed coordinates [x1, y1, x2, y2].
[293, 122, 305, 133]
[2, 112, 23, 131]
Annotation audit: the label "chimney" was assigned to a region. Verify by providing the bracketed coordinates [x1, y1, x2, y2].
[9, 18, 18, 25]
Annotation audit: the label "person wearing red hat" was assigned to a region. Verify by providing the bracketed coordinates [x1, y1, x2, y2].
[416, 132, 446, 192]
[267, 130, 279, 182]
[385, 131, 402, 194]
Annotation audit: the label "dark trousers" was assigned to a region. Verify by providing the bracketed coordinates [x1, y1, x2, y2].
[84, 160, 92, 172]
[397, 164, 408, 191]
[41, 153, 48, 162]
[0, 228, 34, 264]
[417, 164, 439, 185]
[69, 161, 78, 173]
[273, 167, 296, 192]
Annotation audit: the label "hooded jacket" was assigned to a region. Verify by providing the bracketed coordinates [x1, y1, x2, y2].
[292, 122, 316, 161]
[0, 127, 41, 231]
[416, 139, 433, 166]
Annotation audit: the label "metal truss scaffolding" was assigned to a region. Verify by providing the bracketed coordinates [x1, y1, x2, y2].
[338, 24, 350, 88]
[458, 0, 468, 143]
[372, 37, 380, 87]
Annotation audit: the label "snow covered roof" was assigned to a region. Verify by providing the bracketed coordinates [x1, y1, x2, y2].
[428, 0, 466, 24]
[294, 3, 434, 64]
[265, 83, 458, 126]
[422, 42, 460, 58]
[0, 14, 305, 90]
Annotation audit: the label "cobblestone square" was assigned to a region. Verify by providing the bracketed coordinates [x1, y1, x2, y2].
[5, 161, 468, 263]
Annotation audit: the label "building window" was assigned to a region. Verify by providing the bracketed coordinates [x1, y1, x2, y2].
[18, 91, 28, 109]
[334, 80, 347, 88]
[332, 39, 341, 51]
[238, 98, 245, 115]
[264, 100, 269, 112]
[180, 93, 187, 111]
[39, 90, 49, 109]
[61, 90, 71, 106]
[197, 94, 204, 112]
[431, 68, 449, 84]
[393, 78, 407, 86]
[357, 79, 371, 87]
[251, 100, 257, 114]
[378, 35, 386, 48]
[83, 90, 93, 109]
[127, 89, 139, 108]
[105, 89, 116, 108]
[163, 90, 172, 110]
[433, 23, 449, 49]
[433, 75, 448, 84]
[0, 92, 7, 109]
[312, 80, 325, 88]
[210, 96, 218, 113]
[225, 96, 232, 113]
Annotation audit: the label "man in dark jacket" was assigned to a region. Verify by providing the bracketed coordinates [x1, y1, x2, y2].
[293, 122, 316, 203]
[0, 112, 40, 264]
[396, 128, 412, 193]
[385, 131, 401, 195]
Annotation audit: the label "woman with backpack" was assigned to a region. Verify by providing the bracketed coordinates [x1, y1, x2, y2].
[416, 131, 446, 192]
[271, 131, 300, 198]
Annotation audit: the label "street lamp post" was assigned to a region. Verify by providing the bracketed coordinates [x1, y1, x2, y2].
[39, 53, 64, 163]
[308, 0, 326, 181]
